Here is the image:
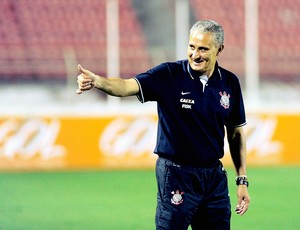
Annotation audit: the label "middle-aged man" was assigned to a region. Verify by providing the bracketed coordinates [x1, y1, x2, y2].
[76, 20, 250, 230]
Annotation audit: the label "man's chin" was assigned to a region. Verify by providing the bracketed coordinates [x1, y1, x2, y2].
[190, 64, 204, 72]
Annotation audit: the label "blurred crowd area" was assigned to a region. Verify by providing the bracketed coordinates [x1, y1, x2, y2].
[1, 0, 300, 114]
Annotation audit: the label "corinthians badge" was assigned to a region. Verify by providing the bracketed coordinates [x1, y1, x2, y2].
[219, 91, 230, 109]
[171, 190, 184, 205]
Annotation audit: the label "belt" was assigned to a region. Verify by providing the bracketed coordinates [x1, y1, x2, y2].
[158, 155, 222, 169]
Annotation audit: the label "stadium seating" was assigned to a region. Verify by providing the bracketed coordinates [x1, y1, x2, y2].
[190, 0, 245, 78]
[191, 0, 300, 81]
[258, 0, 300, 80]
[1, 0, 299, 82]
[0, 0, 151, 81]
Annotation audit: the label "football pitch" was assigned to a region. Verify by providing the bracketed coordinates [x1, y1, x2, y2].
[0, 166, 299, 230]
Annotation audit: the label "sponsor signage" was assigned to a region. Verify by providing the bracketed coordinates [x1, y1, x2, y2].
[0, 113, 299, 170]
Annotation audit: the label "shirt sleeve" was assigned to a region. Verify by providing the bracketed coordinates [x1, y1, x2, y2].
[226, 78, 247, 128]
[134, 63, 171, 103]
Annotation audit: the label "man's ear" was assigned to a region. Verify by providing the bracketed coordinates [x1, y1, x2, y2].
[217, 45, 224, 56]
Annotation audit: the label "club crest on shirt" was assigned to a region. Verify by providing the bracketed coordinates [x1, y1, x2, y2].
[219, 91, 230, 109]
[171, 190, 184, 205]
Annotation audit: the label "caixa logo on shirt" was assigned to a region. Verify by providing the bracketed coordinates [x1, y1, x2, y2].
[180, 98, 194, 109]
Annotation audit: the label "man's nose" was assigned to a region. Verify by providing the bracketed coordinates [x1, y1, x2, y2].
[191, 50, 200, 59]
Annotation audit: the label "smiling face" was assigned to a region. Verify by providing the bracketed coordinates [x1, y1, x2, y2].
[187, 30, 223, 77]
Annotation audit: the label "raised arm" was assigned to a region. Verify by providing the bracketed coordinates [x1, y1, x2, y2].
[76, 64, 139, 97]
[226, 126, 250, 216]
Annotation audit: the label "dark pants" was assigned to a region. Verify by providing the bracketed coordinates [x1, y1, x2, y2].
[155, 157, 231, 230]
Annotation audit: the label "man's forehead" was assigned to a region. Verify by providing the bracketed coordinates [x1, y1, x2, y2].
[190, 30, 212, 39]
[189, 31, 213, 44]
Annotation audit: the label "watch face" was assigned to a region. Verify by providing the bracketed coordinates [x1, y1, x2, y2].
[236, 178, 249, 187]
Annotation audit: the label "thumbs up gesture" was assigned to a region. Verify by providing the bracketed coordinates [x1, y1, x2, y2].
[76, 64, 96, 94]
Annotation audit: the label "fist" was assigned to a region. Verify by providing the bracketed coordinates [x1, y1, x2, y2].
[76, 64, 95, 94]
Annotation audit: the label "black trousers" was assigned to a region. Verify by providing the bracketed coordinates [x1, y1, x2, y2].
[155, 157, 231, 230]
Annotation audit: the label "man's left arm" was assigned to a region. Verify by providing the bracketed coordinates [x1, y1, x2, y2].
[226, 126, 250, 216]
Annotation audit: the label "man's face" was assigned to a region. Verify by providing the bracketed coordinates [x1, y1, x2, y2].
[187, 30, 222, 76]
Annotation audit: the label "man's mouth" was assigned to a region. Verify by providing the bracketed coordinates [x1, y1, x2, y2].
[192, 58, 204, 64]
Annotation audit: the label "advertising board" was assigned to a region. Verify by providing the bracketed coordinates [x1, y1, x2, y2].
[0, 113, 299, 170]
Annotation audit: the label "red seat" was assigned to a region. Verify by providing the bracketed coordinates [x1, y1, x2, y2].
[0, 0, 151, 81]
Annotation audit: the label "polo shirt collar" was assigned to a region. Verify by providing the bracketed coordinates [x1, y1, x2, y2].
[187, 62, 222, 80]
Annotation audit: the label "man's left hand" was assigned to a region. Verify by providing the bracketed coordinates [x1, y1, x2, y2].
[235, 185, 250, 216]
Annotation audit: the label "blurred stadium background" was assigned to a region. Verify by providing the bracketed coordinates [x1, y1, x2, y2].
[1, 0, 300, 113]
[0, 0, 300, 229]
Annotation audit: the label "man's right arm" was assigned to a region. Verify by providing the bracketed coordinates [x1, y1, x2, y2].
[76, 64, 139, 97]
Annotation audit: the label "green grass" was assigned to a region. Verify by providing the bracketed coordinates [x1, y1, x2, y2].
[0, 166, 299, 230]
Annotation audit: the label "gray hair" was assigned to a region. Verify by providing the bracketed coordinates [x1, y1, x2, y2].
[190, 20, 224, 47]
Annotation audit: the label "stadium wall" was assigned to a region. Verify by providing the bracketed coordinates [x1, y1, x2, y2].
[0, 112, 299, 171]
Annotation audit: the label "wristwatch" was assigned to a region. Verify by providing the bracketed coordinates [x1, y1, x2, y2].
[235, 176, 249, 187]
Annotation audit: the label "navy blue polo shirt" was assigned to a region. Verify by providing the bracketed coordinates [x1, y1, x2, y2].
[134, 60, 246, 167]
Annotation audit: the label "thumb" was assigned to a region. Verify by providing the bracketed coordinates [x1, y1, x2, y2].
[78, 64, 87, 74]
[77, 64, 95, 80]
[237, 196, 243, 206]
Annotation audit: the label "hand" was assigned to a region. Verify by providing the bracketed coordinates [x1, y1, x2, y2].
[235, 185, 250, 216]
[76, 64, 96, 94]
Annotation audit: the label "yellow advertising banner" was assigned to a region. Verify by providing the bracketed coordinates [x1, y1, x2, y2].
[0, 113, 299, 171]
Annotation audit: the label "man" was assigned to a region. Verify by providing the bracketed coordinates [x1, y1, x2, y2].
[76, 20, 250, 230]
